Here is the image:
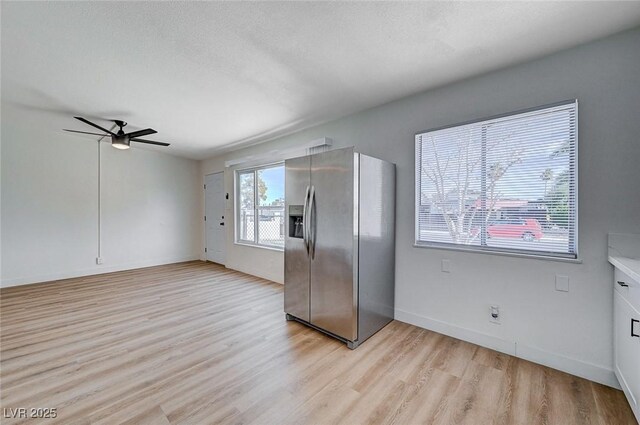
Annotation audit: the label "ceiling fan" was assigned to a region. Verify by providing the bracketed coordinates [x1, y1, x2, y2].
[64, 117, 170, 150]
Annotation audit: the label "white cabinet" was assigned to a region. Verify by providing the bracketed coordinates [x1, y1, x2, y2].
[614, 268, 640, 423]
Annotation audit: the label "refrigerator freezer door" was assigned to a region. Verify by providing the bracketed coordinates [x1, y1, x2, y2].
[284, 155, 311, 322]
[309, 148, 358, 341]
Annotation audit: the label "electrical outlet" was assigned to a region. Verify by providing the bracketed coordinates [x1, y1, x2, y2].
[96, 257, 104, 265]
[489, 305, 501, 324]
[441, 259, 451, 273]
[555, 275, 569, 292]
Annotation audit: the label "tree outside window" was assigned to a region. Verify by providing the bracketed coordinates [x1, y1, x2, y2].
[416, 101, 577, 258]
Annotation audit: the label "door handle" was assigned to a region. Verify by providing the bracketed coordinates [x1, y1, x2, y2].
[219, 222, 224, 226]
[303, 185, 310, 253]
[632, 319, 640, 338]
[309, 185, 316, 259]
[617, 281, 629, 287]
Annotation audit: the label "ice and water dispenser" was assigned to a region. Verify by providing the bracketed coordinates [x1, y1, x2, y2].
[288, 205, 304, 238]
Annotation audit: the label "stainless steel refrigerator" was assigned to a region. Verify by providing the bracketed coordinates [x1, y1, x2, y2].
[284, 147, 395, 349]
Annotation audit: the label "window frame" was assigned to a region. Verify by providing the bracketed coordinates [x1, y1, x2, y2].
[414, 99, 579, 261]
[234, 162, 285, 251]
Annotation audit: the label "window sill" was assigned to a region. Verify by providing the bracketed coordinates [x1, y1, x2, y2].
[234, 241, 284, 253]
[413, 243, 582, 264]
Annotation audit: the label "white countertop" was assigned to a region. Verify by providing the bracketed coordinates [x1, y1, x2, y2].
[608, 255, 640, 283]
[608, 233, 640, 282]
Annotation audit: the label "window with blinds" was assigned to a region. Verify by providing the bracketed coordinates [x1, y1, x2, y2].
[415, 100, 577, 259]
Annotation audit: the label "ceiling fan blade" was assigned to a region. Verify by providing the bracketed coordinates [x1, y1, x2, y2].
[126, 128, 157, 139]
[74, 116, 114, 135]
[131, 138, 170, 147]
[64, 129, 110, 137]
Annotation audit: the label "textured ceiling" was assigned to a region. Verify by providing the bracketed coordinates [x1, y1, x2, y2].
[2, 1, 640, 159]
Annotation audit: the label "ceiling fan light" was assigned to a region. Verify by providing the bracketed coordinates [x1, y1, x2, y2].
[111, 135, 130, 150]
[112, 142, 130, 150]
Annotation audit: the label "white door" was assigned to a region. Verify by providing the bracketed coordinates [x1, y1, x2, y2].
[205, 172, 226, 265]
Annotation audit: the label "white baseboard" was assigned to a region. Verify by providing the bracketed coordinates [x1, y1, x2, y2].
[516, 343, 620, 389]
[395, 309, 516, 356]
[395, 308, 619, 389]
[1, 255, 200, 288]
[225, 262, 283, 284]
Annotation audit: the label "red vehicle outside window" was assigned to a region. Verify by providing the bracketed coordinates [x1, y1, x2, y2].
[487, 219, 543, 242]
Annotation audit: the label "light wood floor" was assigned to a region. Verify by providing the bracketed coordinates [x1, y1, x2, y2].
[0, 261, 635, 425]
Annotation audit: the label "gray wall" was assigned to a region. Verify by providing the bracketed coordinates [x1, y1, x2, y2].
[201, 28, 640, 386]
[1, 104, 203, 287]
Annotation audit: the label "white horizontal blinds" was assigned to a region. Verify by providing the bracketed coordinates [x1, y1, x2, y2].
[416, 123, 484, 247]
[416, 101, 577, 258]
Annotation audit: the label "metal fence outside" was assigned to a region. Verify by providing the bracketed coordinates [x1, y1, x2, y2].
[239, 206, 285, 247]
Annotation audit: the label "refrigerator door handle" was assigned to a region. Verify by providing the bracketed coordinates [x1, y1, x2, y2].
[309, 185, 316, 259]
[303, 185, 310, 253]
